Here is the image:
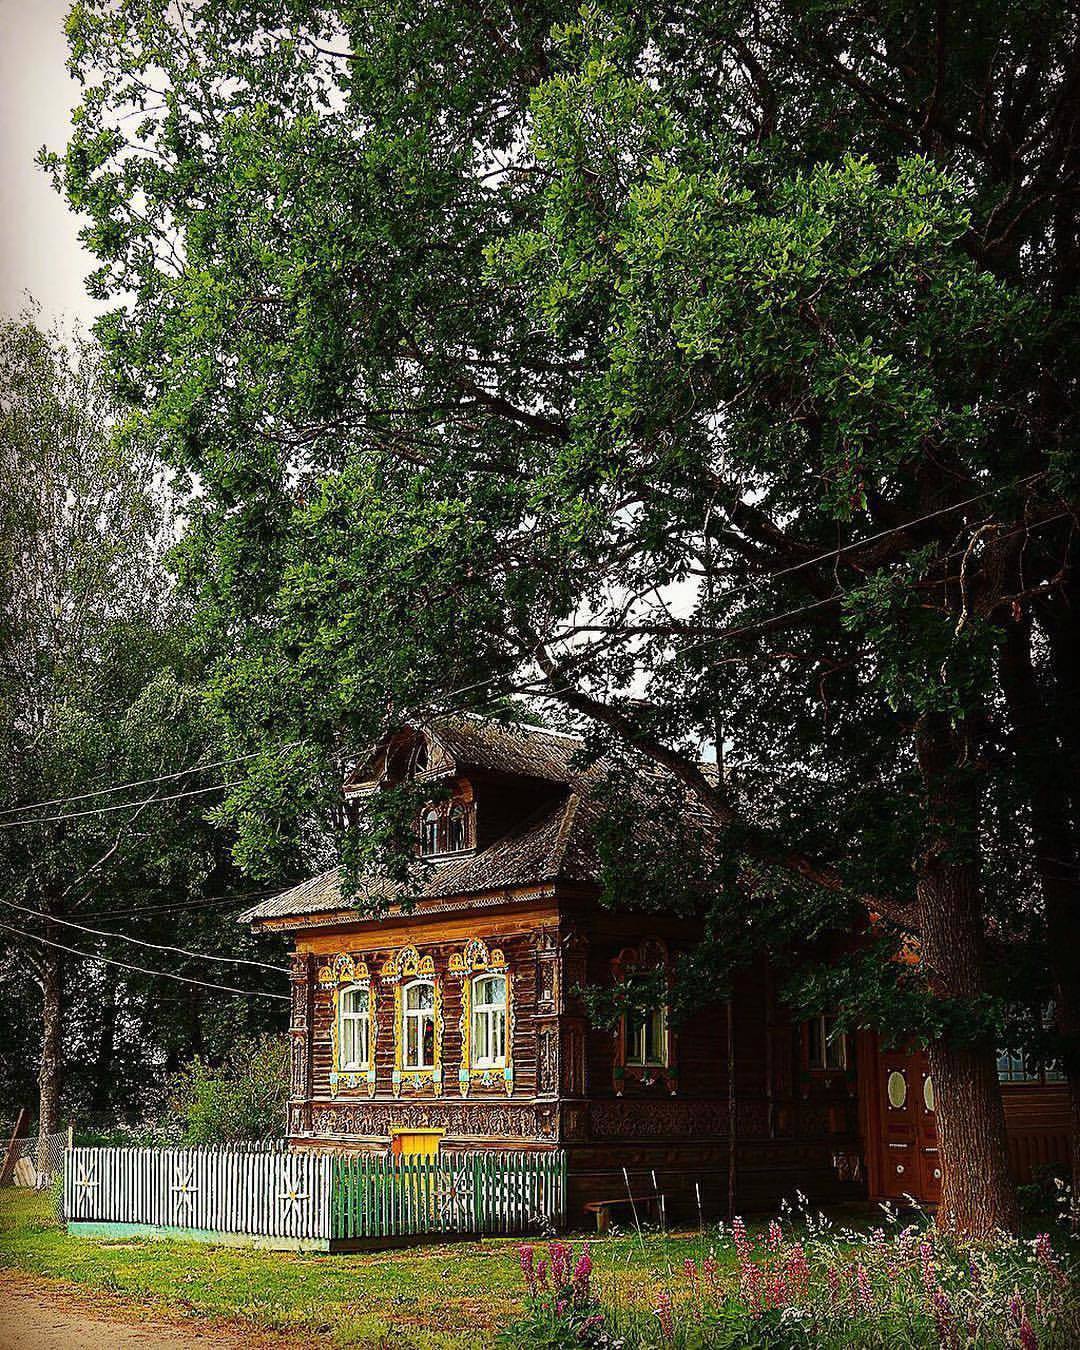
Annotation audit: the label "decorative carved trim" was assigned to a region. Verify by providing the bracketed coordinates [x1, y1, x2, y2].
[309, 1099, 557, 1141]
[449, 939, 513, 1096]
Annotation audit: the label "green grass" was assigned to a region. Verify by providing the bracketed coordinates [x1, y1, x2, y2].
[0, 1187, 739, 1348]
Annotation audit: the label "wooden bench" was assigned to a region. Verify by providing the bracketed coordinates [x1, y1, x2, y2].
[583, 1194, 660, 1233]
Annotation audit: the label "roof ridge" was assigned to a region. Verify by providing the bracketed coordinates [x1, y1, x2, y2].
[548, 791, 582, 876]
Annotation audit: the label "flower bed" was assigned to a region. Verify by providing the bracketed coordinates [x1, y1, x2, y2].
[501, 1208, 1079, 1348]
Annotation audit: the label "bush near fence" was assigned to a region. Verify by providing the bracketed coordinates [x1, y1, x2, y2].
[64, 1143, 566, 1249]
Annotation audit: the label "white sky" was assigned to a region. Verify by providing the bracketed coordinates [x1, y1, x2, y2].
[0, 0, 102, 327]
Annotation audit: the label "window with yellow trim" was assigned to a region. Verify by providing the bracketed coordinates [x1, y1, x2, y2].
[337, 983, 371, 1071]
[403, 978, 436, 1069]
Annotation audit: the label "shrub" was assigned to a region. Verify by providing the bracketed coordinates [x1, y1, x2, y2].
[164, 1035, 288, 1144]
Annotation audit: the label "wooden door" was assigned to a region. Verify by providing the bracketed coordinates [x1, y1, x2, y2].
[878, 1046, 941, 1205]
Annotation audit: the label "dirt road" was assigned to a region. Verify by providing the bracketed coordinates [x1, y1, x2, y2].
[0, 1272, 300, 1350]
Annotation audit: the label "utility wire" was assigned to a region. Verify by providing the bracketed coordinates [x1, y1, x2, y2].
[0, 921, 289, 1001]
[0, 898, 291, 974]
[0, 745, 297, 821]
[0, 781, 241, 831]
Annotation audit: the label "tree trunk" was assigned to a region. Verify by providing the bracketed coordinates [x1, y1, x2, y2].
[915, 712, 1019, 1236]
[35, 941, 63, 1188]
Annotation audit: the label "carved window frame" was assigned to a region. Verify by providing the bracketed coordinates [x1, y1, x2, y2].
[450, 939, 514, 1096]
[611, 939, 677, 1096]
[318, 953, 378, 1098]
[383, 946, 443, 1097]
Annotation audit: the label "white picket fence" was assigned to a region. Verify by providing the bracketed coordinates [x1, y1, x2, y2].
[64, 1144, 333, 1243]
[63, 1143, 567, 1247]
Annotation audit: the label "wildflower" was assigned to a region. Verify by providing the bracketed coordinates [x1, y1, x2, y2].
[703, 1253, 720, 1297]
[732, 1215, 752, 1263]
[571, 1249, 593, 1308]
[518, 1243, 537, 1297]
[1018, 1313, 1039, 1350]
[785, 1242, 810, 1302]
[1008, 1290, 1024, 1325]
[826, 1265, 841, 1306]
[929, 1286, 954, 1346]
[550, 1241, 572, 1288]
[764, 1266, 788, 1311]
[767, 1218, 783, 1252]
[536, 1258, 549, 1291]
[1032, 1233, 1067, 1287]
[577, 1312, 605, 1341]
[855, 1263, 874, 1315]
[683, 1257, 698, 1297]
[919, 1240, 937, 1293]
[654, 1288, 675, 1342]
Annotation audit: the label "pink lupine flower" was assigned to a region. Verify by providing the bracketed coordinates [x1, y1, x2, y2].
[572, 1249, 592, 1307]
[1033, 1233, 1067, 1287]
[764, 1266, 788, 1311]
[785, 1242, 810, 1302]
[855, 1263, 874, 1315]
[929, 1286, 954, 1346]
[518, 1243, 537, 1297]
[654, 1288, 675, 1341]
[556, 1298, 567, 1316]
[826, 1265, 841, 1306]
[577, 1312, 605, 1340]
[1019, 1314, 1039, 1350]
[550, 1241, 572, 1288]
[1008, 1290, 1024, 1325]
[703, 1254, 720, 1296]
[684, 1257, 699, 1297]
[919, 1240, 937, 1293]
[536, 1258, 549, 1291]
[767, 1218, 783, 1252]
[732, 1215, 753, 1263]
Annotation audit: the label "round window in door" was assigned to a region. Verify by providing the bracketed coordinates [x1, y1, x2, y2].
[923, 1075, 935, 1112]
[887, 1070, 907, 1109]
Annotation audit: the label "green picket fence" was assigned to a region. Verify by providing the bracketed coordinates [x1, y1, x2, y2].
[331, 1150, 566, 1240]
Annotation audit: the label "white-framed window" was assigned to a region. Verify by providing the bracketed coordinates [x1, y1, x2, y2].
[447, 802, 469, 851]
[403, 978, 436, 1069]
[338, 983, 371, 1070]
[806, 1014, 847, 1070]
[420, 808, 440, 856]
[626, 1006, 667, 1067]
[471, 973, 507, 1068]
[997, 1050, 1065, 1084]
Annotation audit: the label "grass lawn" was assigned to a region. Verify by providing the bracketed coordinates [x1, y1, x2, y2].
[0, 1186, 741, 1347]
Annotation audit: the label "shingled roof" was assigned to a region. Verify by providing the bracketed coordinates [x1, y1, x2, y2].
[241, 716, 610, 927]
[240, 790, 604, 926]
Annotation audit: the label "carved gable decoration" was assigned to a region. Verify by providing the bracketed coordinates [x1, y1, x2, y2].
[448, 938, 506, 977]
[317, 953, 370, 985]
[381, 945, 435, 983]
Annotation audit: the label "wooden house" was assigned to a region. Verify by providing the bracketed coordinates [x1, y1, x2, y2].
[243, 716, 1071, 1222]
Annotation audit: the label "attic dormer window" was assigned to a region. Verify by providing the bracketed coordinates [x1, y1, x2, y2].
[447, 803, 468, 852]
[420, 808, 440, 856]
[418, 800, 474, 856]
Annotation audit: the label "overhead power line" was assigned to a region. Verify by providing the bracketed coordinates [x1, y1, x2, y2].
[0, 921, 289, 1001]
[0, 899, 291, 974]
[0, 742, 299, 821]
[0, 781, 241, 831]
